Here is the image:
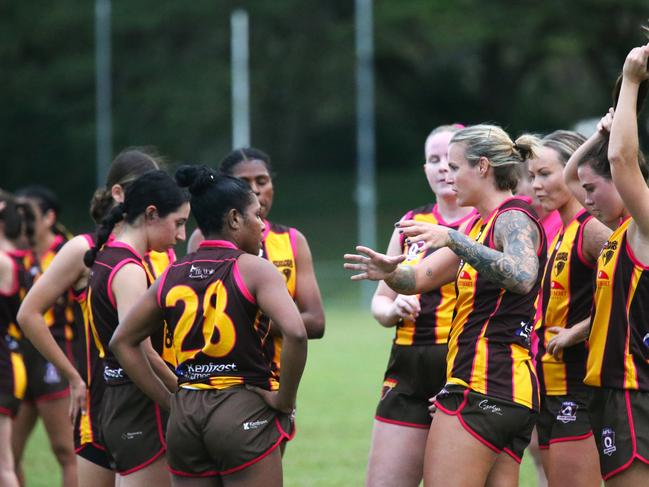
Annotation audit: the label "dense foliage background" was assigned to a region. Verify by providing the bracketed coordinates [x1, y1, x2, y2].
[2, 1, 648, 299]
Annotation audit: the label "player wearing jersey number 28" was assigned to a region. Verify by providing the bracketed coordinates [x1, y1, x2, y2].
[346, 124, 545, 487]
[111, 165, 307, 487]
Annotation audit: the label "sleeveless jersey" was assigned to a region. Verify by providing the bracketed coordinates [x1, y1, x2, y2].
[0, 250, 35, 403]
[447, 197, 546, 410]
[584, 219, 649, 391]
[535, 210, 595, 395]
[40, 234, 75, 340]
[143, 248, 177, 367]
[87, 241, 149, 385]
[158, 240, 276, 390]
[258, 221, 298, 379]
[395, 204, 476, 346]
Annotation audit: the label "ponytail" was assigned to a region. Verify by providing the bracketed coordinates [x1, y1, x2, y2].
[84, 203, 125, 267]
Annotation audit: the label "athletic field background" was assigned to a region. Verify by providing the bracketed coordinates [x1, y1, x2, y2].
[23, 168, 539, 485]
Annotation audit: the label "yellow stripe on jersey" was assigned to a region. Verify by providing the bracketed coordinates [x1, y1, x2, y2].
[623, 267, 642, 390]
[584, 220, 626, 387]
[11, 352, 26, 400]
[183, 376, 245, 390]
[86, 288, 106, 359]
[263, 230, 297, 298]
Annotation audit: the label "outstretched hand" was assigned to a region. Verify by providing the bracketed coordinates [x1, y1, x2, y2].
[395, 220, 450, 253]
[343, 246, 405, 281]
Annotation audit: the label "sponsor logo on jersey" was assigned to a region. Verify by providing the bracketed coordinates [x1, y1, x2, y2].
[178, 362, 238, 380]
[550, 280, 567, 297]
[103, 366, 125, 380]
[457, 269, 473, 287]
[596, 270, 610, 287]
[188, 264, 215, 280]
[272, 259, 293, 268]
[243, 419, 268, 431]
[602, 427, 616, 456]
[557, 401, 578, 423]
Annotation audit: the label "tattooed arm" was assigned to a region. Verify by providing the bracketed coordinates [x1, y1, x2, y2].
[385, 247, 460, 295]
[446, 210, 541, 294]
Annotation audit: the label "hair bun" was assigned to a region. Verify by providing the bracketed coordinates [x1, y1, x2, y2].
[175, 165, 216, 195]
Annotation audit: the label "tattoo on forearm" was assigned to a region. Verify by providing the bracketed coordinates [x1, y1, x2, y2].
[385, 265, 416, 294]
[446, 211, 540, 294]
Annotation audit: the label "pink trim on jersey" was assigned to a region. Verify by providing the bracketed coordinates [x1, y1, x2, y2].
[542, 211, 562, 245]
[262, 220, 271, 240]
[81, 233, 95, 248]
[374, 415, 430, 429]
[167, 248, 176, 263]
[625, 238, 649, 270]
[233, 262, 256, 305]
[289, 228, 298, 261]
[106, 258, 143, 309]
[118, 447, 166, 476]
[576, 212, 596, 269]
[548, 431, 593, 445]
[199, 240, 239, 250]
[432, 204, 477, 228]
[107, 240, 143, 260]
[0, 252, 19, 297]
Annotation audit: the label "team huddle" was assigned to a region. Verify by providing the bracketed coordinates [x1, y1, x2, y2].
[344, 43, 649, 487]
[1, 150, 323, 487]
[0, 41, 648, 487]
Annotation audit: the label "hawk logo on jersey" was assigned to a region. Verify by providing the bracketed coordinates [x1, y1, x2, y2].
[557, 401, 578, 423]
[602, 428, 616, 456]
[281, 268, 292, 283]
[602, 250, 615, 266]
[188, 264, 215, 280]
[405, 241, 425, 262]
[380, 378, 398, 400]
[555, 261, 566, 276]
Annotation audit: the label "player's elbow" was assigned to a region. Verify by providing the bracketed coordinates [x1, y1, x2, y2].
[305, 314, 325, 339]
[284, 320, 308, 344]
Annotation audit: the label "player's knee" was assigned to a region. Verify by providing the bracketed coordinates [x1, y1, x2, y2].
[50, 440, 75, 465]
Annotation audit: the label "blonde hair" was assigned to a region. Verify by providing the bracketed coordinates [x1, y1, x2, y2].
[450, 124, 540, 191]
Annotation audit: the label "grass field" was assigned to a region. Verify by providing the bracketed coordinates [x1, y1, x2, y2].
[24, 302, 539, 487]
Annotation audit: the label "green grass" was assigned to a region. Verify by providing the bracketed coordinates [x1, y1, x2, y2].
[24, 302, 538, 486]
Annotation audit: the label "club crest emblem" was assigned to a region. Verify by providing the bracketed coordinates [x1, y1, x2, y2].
[557, 401, 577, 423]
[380, 378, 398, 400]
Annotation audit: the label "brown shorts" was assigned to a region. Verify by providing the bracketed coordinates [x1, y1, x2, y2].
[21, 337, 71, 403]
[99, 382, 167, 475]
[167, 387, 294, 477]
[537, 391, 593, 448]
[435, 384, 537, 463]
[375, 343, 447, 428]
[0, 335, 25, 417]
